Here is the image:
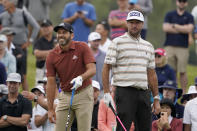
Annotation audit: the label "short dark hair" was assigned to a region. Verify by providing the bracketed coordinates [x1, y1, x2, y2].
[98, 20, 110, 31]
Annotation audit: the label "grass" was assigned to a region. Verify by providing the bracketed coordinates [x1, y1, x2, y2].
[26, 46, 197, 92]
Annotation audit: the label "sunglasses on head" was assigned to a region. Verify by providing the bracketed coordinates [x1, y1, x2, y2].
[155, 54, 162, 58]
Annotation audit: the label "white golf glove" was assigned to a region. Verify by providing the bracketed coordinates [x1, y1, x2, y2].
[104, 93, 115, 109]
[70, 76, 83, 90]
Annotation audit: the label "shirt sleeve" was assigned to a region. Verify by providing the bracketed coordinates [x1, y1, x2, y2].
[46, 52, 56, 77]
[183, 101, 191, 124]
[88, 5, 96, 21]
[108, 10, 116, 19]
[8, 54, 16, 74]
[104, 41, 117, 65]
[61, 4, 69, 19]
[34, 105, 46, 116]
[147, 45, 155, 69]
[23, 98, 32, 116]
[164, 12, 171, 23]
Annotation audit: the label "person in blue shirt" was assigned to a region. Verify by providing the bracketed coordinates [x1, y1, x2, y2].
[163, 0, 194, 94]
[0, 62, 7, 84]
[61, 0, 96, 42]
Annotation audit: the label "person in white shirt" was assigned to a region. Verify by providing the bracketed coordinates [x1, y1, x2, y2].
[95, 20, 112, 53]
[183, 84, 197, 131]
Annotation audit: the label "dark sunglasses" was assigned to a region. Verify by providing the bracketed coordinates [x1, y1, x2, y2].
[155, 54, 162, 58]
[178, 0, 187, 3]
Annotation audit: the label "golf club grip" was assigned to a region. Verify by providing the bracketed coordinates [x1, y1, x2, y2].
[109, 102, 117, 116]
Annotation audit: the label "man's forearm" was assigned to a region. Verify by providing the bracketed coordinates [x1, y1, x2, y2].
[163, 23, 179, 34]
[63, 15, 78, 24]
[0, 119, 11, 128]
[35, 113, 48, 127]
[184, 124, 191, 131]
[174, 24, 194, 34]
[6, 115, 30, 127]
[34, 50, 51, 60]
[46, 77, 56, 110]
[102, 64, 111, 93]
[82, 17, 94, 27]
[147, 68, 159, 96]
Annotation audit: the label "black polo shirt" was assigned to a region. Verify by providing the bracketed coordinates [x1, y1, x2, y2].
[33, 36, 56, 68]
[0, 94, 32, 131]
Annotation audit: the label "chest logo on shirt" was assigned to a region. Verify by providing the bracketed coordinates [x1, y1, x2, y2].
[72, 55, 78, 60]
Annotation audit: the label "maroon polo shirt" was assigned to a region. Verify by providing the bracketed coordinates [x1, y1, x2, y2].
[46, 41, 95, 92]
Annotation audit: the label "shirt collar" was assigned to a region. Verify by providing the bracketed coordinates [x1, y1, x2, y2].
[126, 32, 141, 41]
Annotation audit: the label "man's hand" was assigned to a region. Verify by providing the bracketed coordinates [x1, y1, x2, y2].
[70, 76, 83, 90]
[153, 99, 161, 115]
[103, 93, 115, 109]
[21, 41, 31, 49]
[48, 109, 56, 123]
[21, 91, 35, 101]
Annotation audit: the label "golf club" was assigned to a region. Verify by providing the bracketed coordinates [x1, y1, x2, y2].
[65, 89, 75, 131]
[109, 102, 127, 131]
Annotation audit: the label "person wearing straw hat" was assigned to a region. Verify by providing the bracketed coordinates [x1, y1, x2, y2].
[0, 73, 32, 131]
[183, 82, 197, 131]
[158, 80, 184, 119]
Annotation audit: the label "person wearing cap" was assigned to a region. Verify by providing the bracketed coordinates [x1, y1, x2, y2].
[0, 0, 40, 91]
[183, 84, 197, 131]
[95, 20, 112, 53]
[0, 84, 8, 98]
[152, 98, 183, 131]
[46, 22, 96, 131]
[88, 32, 106, 99]
[103, 10, 160, 131]
[61, 0, 96, 42]
[158, 80, 184, 119]
[0, 61, 7, 84]
[128, 0, 153, 40]
[33, 19, 55, 84]
[155, 48, 176, 86]
[163, 0, 194, 94]
[0, 73, 32, 131]
[0, 34, 16, 74]
[0, 27, 24, 78]
[108, 0, 129, 40]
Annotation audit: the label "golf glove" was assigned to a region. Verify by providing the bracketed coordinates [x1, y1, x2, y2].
[70, 76, 83, 90]
[104, 93, 115, 109]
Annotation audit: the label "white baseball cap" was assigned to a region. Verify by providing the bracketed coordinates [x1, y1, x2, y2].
[6, 73, 21, 83]
[126, 10, 144, 22]
[88, 32, 101, 41]
[0, 34, 7, 43]
[0, 84, 8, 94]
[92, 80, 100, 90]
[31, 84, 45, 94]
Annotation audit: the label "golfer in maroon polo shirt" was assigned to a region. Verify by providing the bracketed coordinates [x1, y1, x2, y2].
[46, 22, 96, 131]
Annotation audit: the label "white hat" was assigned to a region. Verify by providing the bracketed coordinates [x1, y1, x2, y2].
[0, 34, 7, 43]
[31, 84, 45, 94]
[88, 32, 101, 41]
[6, 73, 21, 83]
[126, 10, 144, 22]
[92, 80, 100, 90]
[0, 84, 8, 94]
[185, 86, 197, 95]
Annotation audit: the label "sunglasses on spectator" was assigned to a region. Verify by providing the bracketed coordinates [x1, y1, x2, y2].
[155, 54, 162, 58]
[178, 0, 187, 3]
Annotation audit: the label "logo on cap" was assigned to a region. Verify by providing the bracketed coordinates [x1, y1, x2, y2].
[130, 12, 140, 17]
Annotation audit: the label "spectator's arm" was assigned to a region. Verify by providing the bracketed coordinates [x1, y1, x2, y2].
[34, 49, 51, 61]
[6, 114, 31, 127]
[0, 118, 11, 128]
[102, 64, 112, 93]
[135, 0, 153, 15]
[184, 124, 191, 131]
[98, 100, 111, 131]
[35, 113, 48, 127]
[163, 23, 179, 34]
[108, 17, 127, 29]
[81, 16, 94, 27]
[63, 12, 79, 24]
[173, 24, 194, 34]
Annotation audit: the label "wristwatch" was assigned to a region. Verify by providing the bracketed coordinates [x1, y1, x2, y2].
[3, 115, 7, 121]
[34, 95, 38, 102]
[154, 95, 160, 101]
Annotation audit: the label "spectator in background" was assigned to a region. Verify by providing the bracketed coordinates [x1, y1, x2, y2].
[33, 19, 55, 84]
[61, 0, 96, 42]
[128, 0, 153, 39]
[191, 6, 197, 54]
[0, 34, 16, 74]
[0, 73, 32, 131]
[0, 62, 7, 84]
[95, 20, 112, 53]
[162, 0, 194, 94]
[108, 0, 129, 40]
[155, 48, 176, 86]
[17, 0, 29, 9]
[0, 27, 23, 78]
[159, 80, 184, 119]
[0, 0, 4, 14]
[0, 0, 40, 91]
[88, 32, 106, 99]
[183, 84, 197, 131]
[28, 0, 52, 23]
[152, 99, 183, 131]
[0, 84, 8, 98]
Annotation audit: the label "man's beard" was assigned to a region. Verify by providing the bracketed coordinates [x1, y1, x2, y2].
[58, 36, 71, 46]
[178, 6, 186, 11]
